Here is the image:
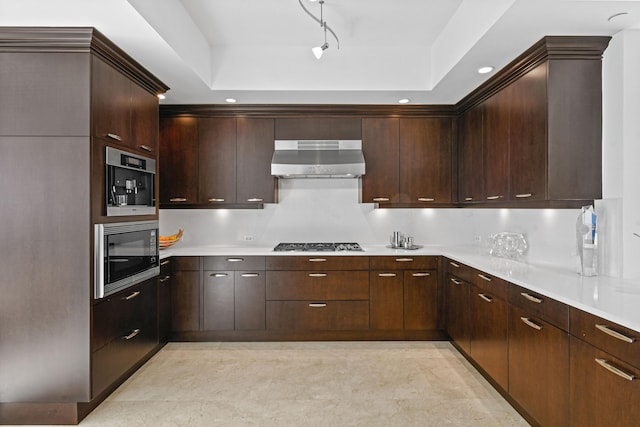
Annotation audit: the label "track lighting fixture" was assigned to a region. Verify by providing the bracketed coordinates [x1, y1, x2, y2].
[299, 0, 340, 59]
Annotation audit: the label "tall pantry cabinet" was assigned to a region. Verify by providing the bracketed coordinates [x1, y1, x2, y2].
[0, 27, 168, 425]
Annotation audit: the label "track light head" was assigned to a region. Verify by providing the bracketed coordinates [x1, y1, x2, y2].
[312, 42, 329, 59]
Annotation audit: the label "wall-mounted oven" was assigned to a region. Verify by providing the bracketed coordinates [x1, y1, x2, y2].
[94, 220, 159, 298]
[106, 146, 156, 216]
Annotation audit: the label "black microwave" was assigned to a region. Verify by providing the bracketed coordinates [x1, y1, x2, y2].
[94, 220, 159, 298]
[106, 146, 156, 216]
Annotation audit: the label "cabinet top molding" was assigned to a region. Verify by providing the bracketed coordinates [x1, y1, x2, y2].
[0, 26, 169, 95]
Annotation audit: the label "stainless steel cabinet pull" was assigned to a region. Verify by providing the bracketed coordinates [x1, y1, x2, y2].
[373, 197, 390, 202]
[450, 278, 462, 285]
[395, 258, 413, 262]
[309, 258, 327, 262]
[309, 303, 327, 308]
[449, 261, 460, 268]
[515, 193, 533, 198]
[169, 197, 187, 202]
[208, 198, 225, 202]
[412, 272, 431, 277]
[595, 324, 636, 343]
[418, 197, 435, 202]
[160, 259, 171, 266]
[210, 273, 228, 277]
[464, 197, 473, 201]
[139, 144, 153, 152]
[241, 273, 260, 278]
[478, 293, 493, 303]
[520, 317, 543, 331]
[477, 274, 492, 282]
[487, 195, 502, 200]
[124, 291, 141, 300]
[226, 258, 244, 262]
[106, 133, 123, 141]
[308, 273, 327, 277]
[123, 329, 141, 340]
[595, 358, 636, 381]
[247, 198, 263, 202]
[378, 273, 397, 277]
[159, 275, 171, 282]
[521, 292, 543, 304]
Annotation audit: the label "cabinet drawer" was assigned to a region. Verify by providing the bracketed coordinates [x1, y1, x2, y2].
[204, 256, 265, 271]
[266, 301, 369, 330]
[172, 256, 200, 271]
[570, 308, 640, 368]
[370, 256, 438, 270]
[469, 269, 508, 301]
[267, 256, 369, 271]
[509, 284, 568, 331]
[266, 271, 369, 300]
[445, 258, 473, 282]
[159, 257, 172, 275]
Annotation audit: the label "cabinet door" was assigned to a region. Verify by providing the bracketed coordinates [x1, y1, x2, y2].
[130, 83, 159, 155]
[469, 285, 508, 390]
[370, 271, 403, 330]
[458, 106, 484, 203]
[159, 116, 198, 205]
[198, 118, 237, 205]
[483, 89, 510, 202]
[509, 63, 547, 201]
[203, 271, 235, 330]
[171, 270, 200, 332]
[570, 337, 640, 427]
[399, 117, 453, 205]
[236, 118, 276, 204]
[445, 274, 470, 354]
[92, 56, 131, 145]
[403, 270, 438, 330]
[361, 118, 399, 203]
[509, 305, 569, 427]
[158, 260, 172, 343]
[234, 271, 266, 330]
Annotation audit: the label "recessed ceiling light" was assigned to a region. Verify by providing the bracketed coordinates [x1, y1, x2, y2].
[478, 66, 494, 74]
[157, 94, 166, 100]
[608, 12, 629, 22]
[398, 98, 410, 104]
[225, 98, 237, 103]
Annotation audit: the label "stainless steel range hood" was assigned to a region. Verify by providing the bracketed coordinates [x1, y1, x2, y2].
[271, 140, 366, 178]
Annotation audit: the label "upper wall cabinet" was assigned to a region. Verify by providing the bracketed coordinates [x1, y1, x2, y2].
[159, 116, 199, 205]
[361, 118, 400, 204]
[274, 117, 361, 140]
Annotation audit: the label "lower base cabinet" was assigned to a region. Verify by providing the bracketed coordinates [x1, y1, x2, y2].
[171, 258, 201, 332]
[266, 301, 369, 330]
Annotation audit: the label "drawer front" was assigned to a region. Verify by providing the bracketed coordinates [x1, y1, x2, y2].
[370, 256, 438, 271]
[469, 269, 508, 301]
[266, 271, 369, 300]
[172, 256, 200, 271]
[266, 300, 369, 330]
[267, 256, 369, 271]
[444, 258, 473, 281]
[570, 308, 640, 368]
[159, 257, 172, 274]
[509, 284, 568, 331]
[203, 256, 265, 271]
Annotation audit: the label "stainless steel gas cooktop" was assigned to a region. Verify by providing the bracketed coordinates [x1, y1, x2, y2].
[273, 242, 364, 252]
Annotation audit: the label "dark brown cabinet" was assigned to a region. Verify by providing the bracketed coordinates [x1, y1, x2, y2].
[403, 270, 438, 330]
[158, 258, 172, 343]
[198, 118, 237, 205]
[203, 270, 235, 330]
[369, 270, 404, 330]
[458, 106, 484, 203]
[361, 117, 400, 204]
[482, 88, 510, 203]
[237, 118, 276, 204]
[159, 117, 198, 205]
[445, 270, 471, 354]
[171, 257, 201, 332]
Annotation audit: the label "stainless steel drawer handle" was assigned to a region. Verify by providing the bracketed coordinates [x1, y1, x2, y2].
[595, 324, 636, 343]
[373, 197, 390, 202]
[309, 303, 327, 308]
[169, 197, 187, 202]
[515, 193, 533, 198]
[412, 272, 431, 277]
[208, 198, 225, 202]
[464, 197, 473, 201]
[106, 133, 123, 141]
[477, 274, 492, 282]
[241, 273, 260, 278]
[160, 259, 171, 266]
[450, 278, 462, 285]
[449, 261, 460, 268]
[247, 198, 263, 202]
[309, 258, 327, 262]
[123, 329, 141, 340]
[478, 293, 493, 303]
[210, 273, 229, 277]
[379, 273, 397, 277]
[159, 275, 171, 282]
[595, 358, 636, 381]
[124, 291, 141, 300]
[487, 195, 502, 200]
[521, 292, 543, 304]
[139, 144, 153, 152]
[520, 317, 543, 331]
[395, 258, 413, 262]
[308, 273, 327, 277]
[226, 258, 244, 262]
[418, 197, 435, 202]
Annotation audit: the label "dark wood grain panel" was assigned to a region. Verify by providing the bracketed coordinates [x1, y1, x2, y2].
[267, 256, 369, 271]
[159, 116, 198, 205]
[274, 117, 361, 140]
[130, 82, 159, 154]
[482, 88, 510, 202]
[203, 271, 235, 330]
[92, 55, 131, 144]
[445, 274, 471, 354]
[370, 256, 438, 271]
[266, 271, 369, 300]
[458, 105, 484, 203]
[198, 117, 237, 204]
[203, 256, 265, 271]
[403, 271, 438, 330]
[266, 301, 369, 330]
[171, 270, 200, 332]
[171, 256, 200, 271]
[236, 117, 276, 203]
[369, 271, 404, 330]
[508, 284, 569, 331]
[468, 269, 508, 301]
[360, 118, 399, 203]
[234, 272, 266, 330]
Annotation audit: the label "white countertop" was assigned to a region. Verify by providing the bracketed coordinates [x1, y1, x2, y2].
[160, 244, 640, 332]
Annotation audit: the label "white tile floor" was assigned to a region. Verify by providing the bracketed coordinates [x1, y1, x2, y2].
[16, 342, 530, 426]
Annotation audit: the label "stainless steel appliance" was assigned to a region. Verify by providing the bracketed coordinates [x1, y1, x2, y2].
[106, 146, 156, 216]
[271, 140, 366, 178]
[273, 242, 364, 252]
[94, 220, 159, 298]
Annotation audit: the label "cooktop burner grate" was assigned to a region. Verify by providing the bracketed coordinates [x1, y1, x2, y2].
[273, 242, 364, 252]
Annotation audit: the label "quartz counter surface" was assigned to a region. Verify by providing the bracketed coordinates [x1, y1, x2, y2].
[160, 244, 640, 332]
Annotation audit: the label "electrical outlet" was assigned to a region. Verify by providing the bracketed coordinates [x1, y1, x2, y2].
[474, 235, 482, 243]
[243, 235, 255, 242]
